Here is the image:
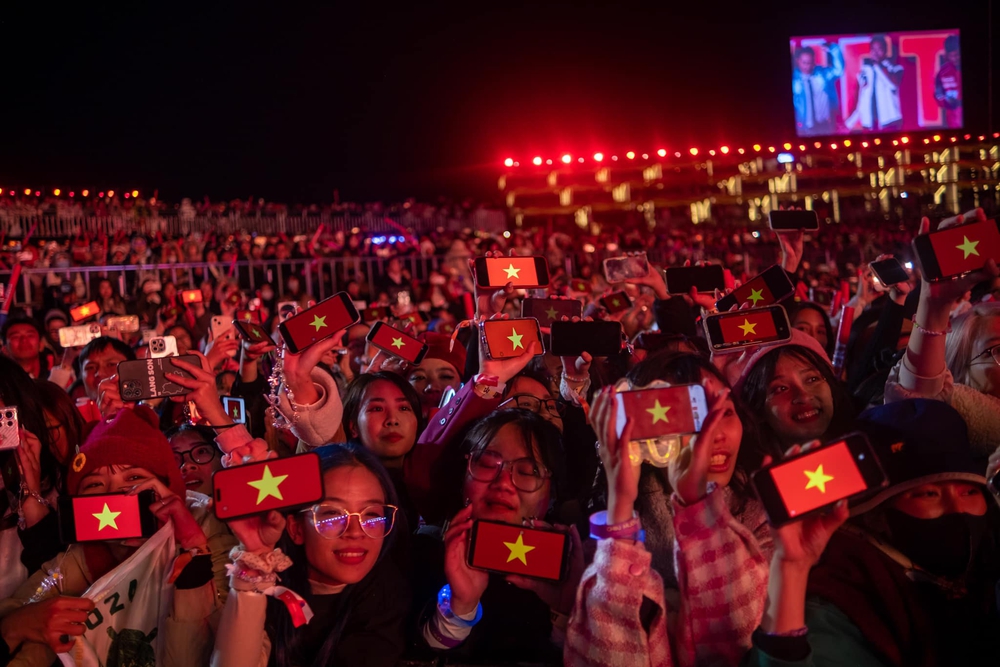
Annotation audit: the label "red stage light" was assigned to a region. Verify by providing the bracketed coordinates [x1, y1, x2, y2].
[504, 158, 514, 167]
[720, 146, 730, 154]
[689, 148, 698, 156]
[626, 151, 635, 160]
[98, 191, 105, 198]
[964, 134, 971, 140]
[124, 192, 130, 199]
[34, 191, 40, 197]
[783, 143, 792, 150]
[532, 156, 542, 166]
[657, 149, 667, 157]
[900, 136, 910, 144]
[82, 189, 89, 197]
[753, 144, 762, 152]
[69, 192, 74, 197]
[843, 139, 851, 147]
[861, 141, 869, 148]
[593, 152, 604, 162]
[830, 143, 838, 150]
[22, 188, 30, 196]
[53, 188, 61, 196]
[561, 154, 572, 164]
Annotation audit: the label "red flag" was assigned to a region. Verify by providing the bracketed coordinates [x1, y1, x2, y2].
[729, 277, 776, 309]
[615, 385, 705, 440]
[470, 521, 567, 581]
[484, 256, 543, 287]
[213, 453, 324, 520]
[280, 294, 358, 353]
[570, 279, 590, 293]
[600, 291, 632, 314]
[928, 219, 1000, 278]
[768, 441, 868, 518]
[794, 281, 809, 301]
[368, 323, 428, 364]
[70, 301, 101, 322]
[72, 494, 144, 542]
[717, 310, 779, 344]
[481, 319, 542, 359]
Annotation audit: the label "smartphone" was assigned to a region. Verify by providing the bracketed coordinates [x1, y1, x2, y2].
[664, 265, 726, 295]
[600, 291, 632, 314]
[398, 311, 430, 327]
[58, 323, 103, 348]
[212, 453, 324, 520]
[810, 287, 835, 306]
[278, 292, 361, 354]
[603, 254, 650, 283]
[467, 520, 569, 582]
[715, 265, 795, 312]
[548, 320, 624, 357]
[569, 278, 591, 293]
[70, 301, 101, 323]
[106, 315, 139, 333]
[235, 309, 261, 324]
[521, 298, 583, 327]
[277, 301, 299, 320]
[0, 407, 18, 451]
[869, 257, 909, 287]
[362, 306, 391, 322]
[222, 396, 246, 424]
[233, 319, 275, 346]
[768, 210, 820, 232]
[181, 289, 203, 304]
[367, 322, 429, 364]
[751, 433, 887, 526]
[58, 490, 159, 543]
[210, 316, 235, 342]
[480, 318, 543, 359]
[117, 354, 199, 401]
[703, 305, 792, 354]
[911, 219, 1000, 281]
[148, 335, 179, 358]
[474, 256, 551, 289]
[615, 384, 708, 441]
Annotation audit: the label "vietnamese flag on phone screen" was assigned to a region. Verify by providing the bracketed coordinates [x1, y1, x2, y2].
[370, 324, 424, 363]
[929, 219, 1000, 278]
[570, 279, 590, 293]
[213, 453, 324, 520]
[485, 257, 544, 287]
[731, 276, 776, 309]
[282, 295, 356, 350]
[616, 388, 697, 440]
[769, 442, 867, 518]
[73, 495, 143, 542]
[718, 310, 778, 344]
[471, 521, 566, 580]
[484, 319, 541, 359]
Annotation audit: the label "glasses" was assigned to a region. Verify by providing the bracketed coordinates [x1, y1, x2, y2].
[466, 450, 550, 492]
[173, 443, 218, 467]
[970, 344, 1000, 367]
[498, 394, 566, 418]
[303, 502, 398, 539]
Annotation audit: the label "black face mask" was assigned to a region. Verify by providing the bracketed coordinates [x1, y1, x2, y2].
[884, 508, 990, 579]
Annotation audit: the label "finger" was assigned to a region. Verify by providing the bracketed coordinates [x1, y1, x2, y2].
[167, 356, 214, 380]
[919, 216, 930, 235]
[127, 476, 173, 499]
[783, 444, 803, 458]
[162, 372, 204, 390]
[761, 455, 773, 467]
[505, 574, 542, 592]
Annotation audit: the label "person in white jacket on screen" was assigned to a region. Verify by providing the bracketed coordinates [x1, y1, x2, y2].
[846, 35, 904, 132]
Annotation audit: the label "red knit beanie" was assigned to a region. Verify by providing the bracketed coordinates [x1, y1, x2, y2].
[420, 332, 467, 374]
[67, 405, 186, 497]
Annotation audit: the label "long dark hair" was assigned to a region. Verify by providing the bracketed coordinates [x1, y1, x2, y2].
[34, 379, 87, 470]
[740, 345, 857, 452]
[341, 372, 425, 443]
[626, 351, 768, 502]
[0, 358, 57, 494]
[266, 442, 399, 667]
[787, 301, 835, 357]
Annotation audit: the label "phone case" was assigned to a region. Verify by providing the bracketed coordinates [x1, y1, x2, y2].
[233, 320, 274, 345]
[118, 354, 199, 401]
[704, 306, 791, 354]
[367, 322, 428, 364]
[279, 293, 360, 354]
[521, 298, 582, 327]
[149, 336, 179, 359]
[59, 490, 158, 543]
[212, 453, 324, 520]
[603, 254, 649, 282]
[106, 315, 139, 333]
[0, 407, 18, 451]
[480, 319, 543, 359]
[210, 316, 235, 342]
[467, 520, 568, 581]
[548, 321, 624, 357]
[58, 323, 103, 348]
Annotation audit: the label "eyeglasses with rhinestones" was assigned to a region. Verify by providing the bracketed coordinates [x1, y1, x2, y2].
[301, 502, 398, 539]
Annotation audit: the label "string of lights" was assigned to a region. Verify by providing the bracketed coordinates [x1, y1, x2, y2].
[0, 189, 141, 199]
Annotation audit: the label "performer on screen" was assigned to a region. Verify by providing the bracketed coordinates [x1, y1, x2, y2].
[846, 35, 904, 132]
[935, 35, 962, 128]
[792, 42, 844, 137]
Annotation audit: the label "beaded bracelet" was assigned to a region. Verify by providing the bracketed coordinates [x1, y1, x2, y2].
[912, 319, 951, 337]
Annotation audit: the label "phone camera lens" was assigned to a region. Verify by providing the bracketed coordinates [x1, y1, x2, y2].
[4, 411, 11, 419]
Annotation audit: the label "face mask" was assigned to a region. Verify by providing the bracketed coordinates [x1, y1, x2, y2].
[884, 508, 990, 578]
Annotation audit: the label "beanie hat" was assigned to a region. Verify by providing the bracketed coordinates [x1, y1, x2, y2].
[851, 399, 985, 514]
[68, 405, 186, 497]
[420, 332, 467, 374]
[727, 328, 832, 397]
[44, 309, 69, 326]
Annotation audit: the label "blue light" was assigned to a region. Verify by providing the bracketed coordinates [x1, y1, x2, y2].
[900, 192, 909, 199]
[777, 152, 795, 164]
[388, 236, 397, 243]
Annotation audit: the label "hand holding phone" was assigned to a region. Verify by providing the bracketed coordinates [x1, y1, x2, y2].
[466, 520, 569, 581]
[911, 218, 1000, 281]
[480, 318, 543, 359]
[367, 322, 429, 364]
[603, 254, 649, 283]
[868, 257, 910, 288]
[181, 289, 203, 304]
[768, 210, 819, 232]
[212, 453, 324, 520]
[278, 293, 360, 354]
[0, 407, 19, 450]
[58, 490, 159, 543]
[117, 355, 200, 401]
[70, 301, 101, 323]
[703, 305, 792, 354]
[715, 265, 794, 312]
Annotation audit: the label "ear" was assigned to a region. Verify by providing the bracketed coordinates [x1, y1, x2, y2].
[349, 423, 359, 439]
[285, 513, 307, 545]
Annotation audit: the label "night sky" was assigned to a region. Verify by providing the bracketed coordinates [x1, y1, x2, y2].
[0, 0, 995, 204]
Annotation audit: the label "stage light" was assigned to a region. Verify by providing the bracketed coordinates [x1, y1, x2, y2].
[124, 192, 130, 199]
[753, 144, 761, 151]
[641, 153, 648, 160]
[720, 146, 730, 154]
[593, 152, 604, 162]
[843, 139, 851, 147]
[950, 136, 957, 142]
[23, 188, 30, 195]
[892, 140, 899, 146]
[964, 134, 971, 140]
[979, 135, 985, 141]
[932, 135, 941, 142]
[545, 159, 552, 165]
[561, 154, 572, 164]
[34, 191, 40, 197]
[708, 149, 716, 156]
[578, 157, 584, 163]
[689, 148, 698, 156]
[107, 190, 115, 197]
[503, 231, 511, 238]
[814, 142, 822, 149]
[830, 143, 838, 150]
[611, 155, 618, 161]
[53, 189, 61, 196]
[532, 156, 542, 166]
[768, 146, 776, 153]
[923, 138, 930, 144]
[777, 152, 794, 164]
[674, 152, 682, 158]
[873, 138, 882, 145]
[98, 191, 104, 198]
[657, 149, 666, 157]
[861, 141, 869, 148]
[69, 192, 74, 197]
[82, 189, 89, 197]
[799, 144, 806, 151]
[737, 148, 745, 154]
[0, 189, 3, 195]
[900, 136, 909, 144]
[504, 158, 514, 167]
[626, 151, 635, 160]
[783, 143, 792, 150]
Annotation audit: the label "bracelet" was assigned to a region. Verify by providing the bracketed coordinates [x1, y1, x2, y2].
[562, 373, 590, 384]
[23, 490, 51, 508]
[589, 510, 642, 540]
[209, 422, 240, 430]
[912, 319, 951, 337]
[437, 584, 482, 628]
[229, 546, 293, 574]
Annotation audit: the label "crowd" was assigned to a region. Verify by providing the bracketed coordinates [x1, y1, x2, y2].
[0, 204, 998, 667]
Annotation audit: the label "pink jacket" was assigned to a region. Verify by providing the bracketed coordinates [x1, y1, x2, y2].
[566, 486, 770, 667]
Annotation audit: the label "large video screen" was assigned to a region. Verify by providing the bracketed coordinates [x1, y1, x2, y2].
[789, 30, 961, 137]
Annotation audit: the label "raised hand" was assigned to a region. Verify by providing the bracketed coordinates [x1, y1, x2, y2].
[591, 387, 640, 525]
[227, 509, 287, 554]
[0, 595, 96, 654]
[129, 476, 208, 550]
[280, 331, 346, 406]
[470, 251, 515, 319]
[166, 353, 230, 425]
[478, 314, 541, 385]
[668, 388, 732, 505]
[442, 505, 489, 615]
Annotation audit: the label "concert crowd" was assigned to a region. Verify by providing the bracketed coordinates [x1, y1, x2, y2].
[0, 205, 999, 667]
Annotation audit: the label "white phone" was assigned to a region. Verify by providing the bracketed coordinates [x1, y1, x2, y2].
[149, 335, 178, 358]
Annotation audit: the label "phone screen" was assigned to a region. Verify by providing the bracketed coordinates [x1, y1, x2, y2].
[70, 301, 101, 322]
[213, 453, 324, 520]
[181, 289, 203, 304]
[222, 396, 247, 424]
[367, 322, 428, 364]
[600, 291, 632, 314]
[705, 306, 791, 352]
[615, 384, 707, 441]
[521, 298, 582, 327]
[664, 266, 725, 294]
[476, 256, 550, 288]
[716, 265, 793, 311]
[603, 254, 649, 282]
[63, 492, 156, 542]
[468, 520, 567, 581]
[924, 219, 1000, 279]
[869, 259, 909, 286]
[548, 321, 623, 357]
[764, 441, 869, 519]
[481, 319, 542, 359]
[768, 210, 819, 231]
[279, 293, 359, 353]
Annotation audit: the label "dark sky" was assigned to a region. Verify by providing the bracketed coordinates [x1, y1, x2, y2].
[0, 0, 995, 205]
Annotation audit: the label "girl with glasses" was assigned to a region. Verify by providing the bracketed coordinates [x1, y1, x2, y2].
[167, 424, 223, 496]
[212, 443, 410, 667]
